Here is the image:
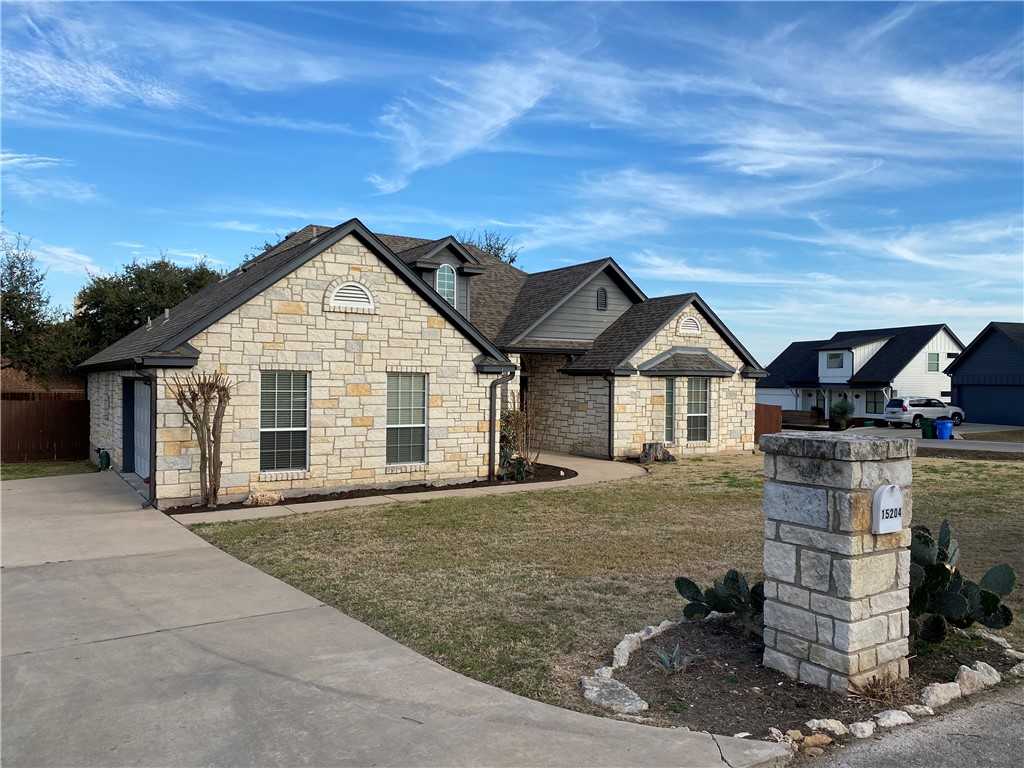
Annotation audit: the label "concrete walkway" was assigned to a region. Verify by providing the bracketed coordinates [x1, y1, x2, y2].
[176, 450, 648, 524]
[1, 472, 789, 768]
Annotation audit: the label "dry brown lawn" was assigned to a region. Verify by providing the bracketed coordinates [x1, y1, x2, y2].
[193, 453, 1023, 714]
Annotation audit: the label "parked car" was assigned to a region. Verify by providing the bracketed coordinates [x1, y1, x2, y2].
[884, 397, 964, 428]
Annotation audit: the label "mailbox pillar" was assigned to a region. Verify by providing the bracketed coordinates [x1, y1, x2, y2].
[759, 432, 915, 694]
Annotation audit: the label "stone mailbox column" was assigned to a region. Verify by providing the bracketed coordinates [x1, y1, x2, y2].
[759, 433, 915, 694]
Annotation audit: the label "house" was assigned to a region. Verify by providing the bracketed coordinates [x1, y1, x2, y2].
[78, 218, 764, 508]
[944, 322, 1024, 426]
[756, 324, 965, 420]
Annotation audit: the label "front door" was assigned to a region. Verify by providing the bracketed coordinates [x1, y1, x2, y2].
[133, 380, 151, 479]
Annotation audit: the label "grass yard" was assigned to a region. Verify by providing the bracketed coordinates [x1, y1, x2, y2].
[1, 460, 99, 481]
[957, 428, 1024, 443]
[193, 453, 1024, 714]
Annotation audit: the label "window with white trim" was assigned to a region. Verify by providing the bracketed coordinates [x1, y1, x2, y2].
[865, 390, 885, 414]
[387, 373, 427, 464]
[260, 371, 308, 472]
[665, 378, 675, 443]
[687, 377, 709, 442]
[927, 352, 939, 372]
[328, 282, 374, 310]
[436, 265, 456, 306]
[826, 352, 844, 369]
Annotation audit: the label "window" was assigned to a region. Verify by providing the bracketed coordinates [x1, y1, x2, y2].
[260, 372, 308, 472]
[686, 378, 709, 442]
[328, 282, 374, 311]
[387, 373, 427, 464]
[664, 378, 675, 443]
[865, 390, 885, 414]
[826, 352, 844, 369]
[436, 265, 456, 306]
[816, 390, 825, 412]
[678, 316, 701, 335]
[596, 287, 608, 311]
[927, 353, 939, 372]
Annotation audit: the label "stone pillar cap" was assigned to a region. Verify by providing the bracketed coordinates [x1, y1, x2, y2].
[760, 432, 916, 460]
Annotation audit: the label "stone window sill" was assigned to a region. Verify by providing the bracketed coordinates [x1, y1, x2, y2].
[259, 470, 310, 482]
[385, 463, 427, 474]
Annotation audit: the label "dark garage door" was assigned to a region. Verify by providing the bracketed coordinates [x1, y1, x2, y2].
[956, 385, 1024, 427]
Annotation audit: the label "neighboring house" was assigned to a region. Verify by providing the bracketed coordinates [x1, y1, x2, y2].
[944, 322, 1024, 426]
[756, 325, 965, 420]
[78, 219, 764, 508]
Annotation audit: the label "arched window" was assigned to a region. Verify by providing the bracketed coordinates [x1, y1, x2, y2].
[326, 282, 374, 312]
[436, 265, 456, 306]
[678, 316, 702, 335]
[596, 287, 608, 311]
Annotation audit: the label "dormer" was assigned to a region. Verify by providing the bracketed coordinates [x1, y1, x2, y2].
[816, 334, 893, 382]
[396, 236, 485, 320]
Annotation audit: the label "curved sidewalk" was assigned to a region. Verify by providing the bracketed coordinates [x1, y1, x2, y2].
[2, 471, 789, 767]
[175, 450, 649, 524]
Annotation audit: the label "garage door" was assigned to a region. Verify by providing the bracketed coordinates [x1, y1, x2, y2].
[133, 380, 152, 478]
[956, 385, 1024, 427]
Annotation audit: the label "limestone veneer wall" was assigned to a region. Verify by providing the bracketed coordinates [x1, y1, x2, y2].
[87, 368, 135, 467]
[522, 353, 609, 458]
[147, 234, 504, 507]
[613, 306, 756, 458]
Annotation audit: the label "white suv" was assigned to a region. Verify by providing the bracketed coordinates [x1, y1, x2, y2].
[884, 397, 964, 428]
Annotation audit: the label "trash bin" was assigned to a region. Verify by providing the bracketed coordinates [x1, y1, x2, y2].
[935, 419, 954, 440]
[921, 418, 937, 439]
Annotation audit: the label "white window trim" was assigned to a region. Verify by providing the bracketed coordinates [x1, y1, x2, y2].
[927, 352, 940, 372]
[325, 280, 375, 314]
[665, 378, 675, 443]
[686, 377, 709, 443]
[259, 371, 310, 474]
[678, 316, 702, 335]
[386, 373, 429, 466]
[436, 265, 457, 306]
[826, 352, 844, 369]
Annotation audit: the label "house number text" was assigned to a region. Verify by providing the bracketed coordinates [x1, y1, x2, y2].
[871, 485, 904, 535]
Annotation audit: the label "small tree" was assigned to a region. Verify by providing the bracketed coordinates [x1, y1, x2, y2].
[498, 393, 548, 481]
[456, 228, 521, 266]
[169, 372, 233, 507]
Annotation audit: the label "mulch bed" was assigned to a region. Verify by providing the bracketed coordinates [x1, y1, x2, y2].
[614, 616, 1019, 742]
[165, 462, 576, 515]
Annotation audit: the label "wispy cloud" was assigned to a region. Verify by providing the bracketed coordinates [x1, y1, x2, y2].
[29, 242, 102, 276]
[2, 150, 101, 203]
[114, 241, 145, 249]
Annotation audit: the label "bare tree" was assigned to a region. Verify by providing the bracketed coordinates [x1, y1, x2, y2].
[456, 228, 521, 266]
[169, 372, 233, 507]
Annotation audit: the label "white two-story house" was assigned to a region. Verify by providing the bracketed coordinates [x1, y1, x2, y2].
[756, 325, 965, 420]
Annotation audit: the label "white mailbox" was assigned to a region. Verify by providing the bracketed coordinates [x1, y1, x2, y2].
[871, 485, 905, 535]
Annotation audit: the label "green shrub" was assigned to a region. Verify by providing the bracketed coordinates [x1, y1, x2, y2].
[674, 569, 765, 638]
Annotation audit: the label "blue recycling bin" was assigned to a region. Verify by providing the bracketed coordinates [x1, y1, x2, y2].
[935, 419, 954, 440]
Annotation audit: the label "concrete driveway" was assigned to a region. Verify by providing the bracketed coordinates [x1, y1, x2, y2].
[1, 472, 789, 768]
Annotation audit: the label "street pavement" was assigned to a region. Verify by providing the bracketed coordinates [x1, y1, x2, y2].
[1, 471, 789, 768]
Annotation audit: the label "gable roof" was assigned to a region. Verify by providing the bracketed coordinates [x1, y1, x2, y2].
[77, 219, 512, 373]
[495, 258, 646, 347]
[561, 293, 764, 376]
[944, 321, 1024, 374]
[638, 348, 736, 377]
[757, 324, 964, 388]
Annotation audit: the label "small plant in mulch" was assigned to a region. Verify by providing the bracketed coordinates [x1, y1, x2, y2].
[674, 569, 765, 638]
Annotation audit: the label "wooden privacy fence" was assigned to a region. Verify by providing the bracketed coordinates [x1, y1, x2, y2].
[754, 403, 782, 441]
[1, 400, 90, 462]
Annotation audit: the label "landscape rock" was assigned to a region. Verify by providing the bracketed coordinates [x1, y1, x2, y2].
[848, 721, 875, 739]
[972, 660, 1002, 686]
[733, 732, 751, 738]
[902, 704, 934, 717]
[767, 727, 787, 742]
[803, 733, 832, 748]
[1008, 662, 1024, 678]
[580, 676, 648, 714]
[805, 718, 849, 736]
[802, 746, 825, 757]
[874, 709, 914, 728]
[611, 633, 642, 668]
[243, 490, 284, 506]
[972, 629, 1011, 648]
[785, 729, 804, 742]
[956, 665, 987, 696]
[920, 681, 962, 709]
[593, 666, 613, 679]
[1004, 649, 1024, 662]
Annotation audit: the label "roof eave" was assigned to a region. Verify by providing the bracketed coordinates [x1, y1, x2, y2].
[639, 369, 733, 377]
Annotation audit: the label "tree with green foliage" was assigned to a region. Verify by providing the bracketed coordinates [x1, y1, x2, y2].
[1, 231, 86, 386]
[74, 258, 223, 354]
[456, 229, 522, 266]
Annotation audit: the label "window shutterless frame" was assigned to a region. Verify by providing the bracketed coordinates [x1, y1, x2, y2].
[665, 377, 675, 443]
[686, 377, 709, 442]
[826, 352, 843, 369]
[436, 265, 456, 306]
[927, 353, 939, 372]
[259, 371, 310, 472]
[386, 373, 428, 465]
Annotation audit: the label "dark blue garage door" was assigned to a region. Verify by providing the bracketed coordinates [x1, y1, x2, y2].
[956, 385, 1024, 426]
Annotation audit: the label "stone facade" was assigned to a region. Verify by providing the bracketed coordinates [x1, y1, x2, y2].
[89, 234, 507, 507]
[522, 353, 609, 458]
[760, 432, 914, 694]
[614, 306, 757, 458]
[86, 368, 136, 466]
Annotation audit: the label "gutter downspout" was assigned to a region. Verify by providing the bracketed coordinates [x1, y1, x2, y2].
[143, 369, 158, 509]
[602, 374, 615, 461]
[488, 370, 516, 481]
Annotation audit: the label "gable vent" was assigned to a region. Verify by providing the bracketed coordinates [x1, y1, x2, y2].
[596, 287, 608, 311]
[328, 282, 374, 310]
[678, 316, 702, 335]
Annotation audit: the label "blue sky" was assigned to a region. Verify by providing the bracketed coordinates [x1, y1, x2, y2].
[2, 1, 1021, 364]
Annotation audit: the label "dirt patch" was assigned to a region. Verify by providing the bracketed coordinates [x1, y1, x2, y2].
[166, 462, 577, 515]
[615, 616, 1019, 740]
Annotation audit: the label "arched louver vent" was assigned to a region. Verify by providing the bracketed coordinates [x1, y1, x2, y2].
[329, 282, 374, 310]
[678, 316, 702, 335]
[596, 287, 608, 311]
